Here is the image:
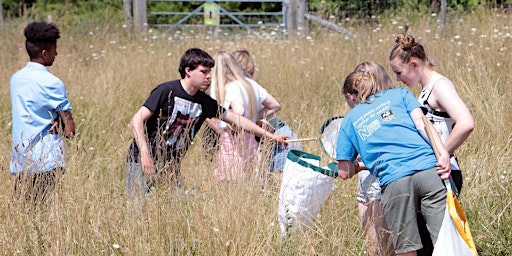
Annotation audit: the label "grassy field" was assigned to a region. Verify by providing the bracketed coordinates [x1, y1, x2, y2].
[0, 9, 511, 255]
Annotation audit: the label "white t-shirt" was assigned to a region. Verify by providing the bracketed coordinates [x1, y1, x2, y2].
[218, 78, 268, 129]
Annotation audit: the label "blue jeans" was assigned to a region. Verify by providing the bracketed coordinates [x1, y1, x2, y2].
[270, 124, 301, 171]
[125, 162, 151, 213]
[125, 161, 182, 211]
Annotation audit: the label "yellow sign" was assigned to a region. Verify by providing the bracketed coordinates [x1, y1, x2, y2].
[204, 3, 219, 26]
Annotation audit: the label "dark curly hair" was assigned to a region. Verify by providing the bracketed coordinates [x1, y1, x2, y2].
[178, 48, 215, 79]
[24, 21, 60, 59]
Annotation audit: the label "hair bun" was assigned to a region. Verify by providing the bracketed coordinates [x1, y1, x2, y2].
[396, 33, 415, 50]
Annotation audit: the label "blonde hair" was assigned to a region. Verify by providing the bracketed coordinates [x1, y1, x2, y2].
[210, 50, 257, 120]
[389, 33, 435, 68]
[232, 49, 255, 78]
[343, 62, 396, 103]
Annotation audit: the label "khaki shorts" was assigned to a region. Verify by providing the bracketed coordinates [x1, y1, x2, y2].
[381, 169, 446, 254]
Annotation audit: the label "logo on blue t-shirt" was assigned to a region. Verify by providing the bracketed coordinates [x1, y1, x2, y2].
[380, 109, 395, 123]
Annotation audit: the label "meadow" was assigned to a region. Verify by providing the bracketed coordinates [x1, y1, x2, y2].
[0, 9, 511, 255]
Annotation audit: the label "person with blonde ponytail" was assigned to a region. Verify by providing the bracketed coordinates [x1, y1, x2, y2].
[343, 62, 395, 256]
[209, 51, 281, 181]
[336, 66, 451, 255]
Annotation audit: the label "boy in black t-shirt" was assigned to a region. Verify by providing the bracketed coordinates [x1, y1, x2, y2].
[126, 48, 288, 208]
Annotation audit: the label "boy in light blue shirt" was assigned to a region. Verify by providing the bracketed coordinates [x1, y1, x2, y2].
[10, 21, 75, 206]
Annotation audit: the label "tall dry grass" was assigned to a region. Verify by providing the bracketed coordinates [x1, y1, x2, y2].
[0, 10, 511, 255]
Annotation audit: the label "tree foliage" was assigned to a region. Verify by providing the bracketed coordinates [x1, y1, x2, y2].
[1, 0, 123, 26]
[1, 0, 510, 26]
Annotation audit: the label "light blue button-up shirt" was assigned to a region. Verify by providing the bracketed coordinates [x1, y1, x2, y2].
[10, 62, 72, 174]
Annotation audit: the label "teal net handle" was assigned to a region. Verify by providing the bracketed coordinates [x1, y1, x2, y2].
[287, 150, 338, 178]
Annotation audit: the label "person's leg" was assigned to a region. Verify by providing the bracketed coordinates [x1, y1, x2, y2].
[240, 133, 258, 178]
[414, 169, 446, 247]
[160, 159, 182, 189]
[358, 203, 382, 255]
[450, 169, 463, 194]
[13, 168, 63, 207]
[359, 202, 378, 255]
[416, 213, 433, 256]
[216, 129, 238, 181]
[125, 162, 149, 213]
[371, 200, 396, 256]
[357, 172, 395, 256]
[360, 202, 392, 256]
[33, 168, 64, 205]
[381, 175, 422, 254]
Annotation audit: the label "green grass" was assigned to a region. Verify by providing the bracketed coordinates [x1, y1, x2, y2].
[0, 9, 511, 255]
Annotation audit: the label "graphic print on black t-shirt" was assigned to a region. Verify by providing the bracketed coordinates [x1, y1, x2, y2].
[162, 97, 202, 151]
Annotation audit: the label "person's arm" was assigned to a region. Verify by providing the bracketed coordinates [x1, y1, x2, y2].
[410, 108, 451, 180]
[59, 111, 75, 138]
[130, 106, 155, 175]
[337, 159, 367, 180]
[229, 100, 245, 116]
[220, 110, 289, 145]
[49, 111, 75, 138]
[230, 100, 275, 133]
[432, 79, 475, 154]
[257, 94, 281, 121]
[204, 118, 221, 134]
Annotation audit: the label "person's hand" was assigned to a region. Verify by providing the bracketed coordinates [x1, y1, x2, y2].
[436, 152, 451, 180]
[140, 151, 156, 175]
[273, 134, 290, 147]
[49, 117, 61, 134]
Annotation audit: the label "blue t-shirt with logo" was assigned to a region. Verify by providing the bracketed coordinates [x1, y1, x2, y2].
[336, 88, 438, 187]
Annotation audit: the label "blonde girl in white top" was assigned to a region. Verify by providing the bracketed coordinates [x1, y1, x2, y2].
[209, 50, 280, 181]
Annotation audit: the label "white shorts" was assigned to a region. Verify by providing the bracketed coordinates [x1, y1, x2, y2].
[357, 170, 382, 204]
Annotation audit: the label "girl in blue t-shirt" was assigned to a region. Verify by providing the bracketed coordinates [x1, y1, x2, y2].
[344, 62, 396, 256]
[336, 68, 451, 255]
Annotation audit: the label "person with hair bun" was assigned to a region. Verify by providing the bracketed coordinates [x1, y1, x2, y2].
[389, 32, 475, 256]
[336, 66, 451, 255]
[389, 33, 474, 194]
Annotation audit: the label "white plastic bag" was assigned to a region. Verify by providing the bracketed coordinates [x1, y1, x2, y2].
[432, 180, 478, 256]
[278, 150, 337, 237]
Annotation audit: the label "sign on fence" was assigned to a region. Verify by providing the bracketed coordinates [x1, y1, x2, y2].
[204, 3, 219, 26]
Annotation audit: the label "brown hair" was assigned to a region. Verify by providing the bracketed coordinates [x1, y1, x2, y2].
[343, 62, 396, 103]
[210, 51, 257, 119]
[232, 49, 255, 78]
[344, 71, 380, 103]
[389, 33, 435, 68]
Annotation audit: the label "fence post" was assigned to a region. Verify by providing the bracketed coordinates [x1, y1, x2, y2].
[440, 0, 447, 32]
[285, 0, 296, 34]
[0, 0, 3, 27]
[297, 0, 308, 36]
[124, 0, 133, 21]
[134, 0, 147, 33]
[286, 0, 308, 38]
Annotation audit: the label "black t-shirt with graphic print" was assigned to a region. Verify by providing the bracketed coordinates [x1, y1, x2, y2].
[127, 80, 223, 163]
